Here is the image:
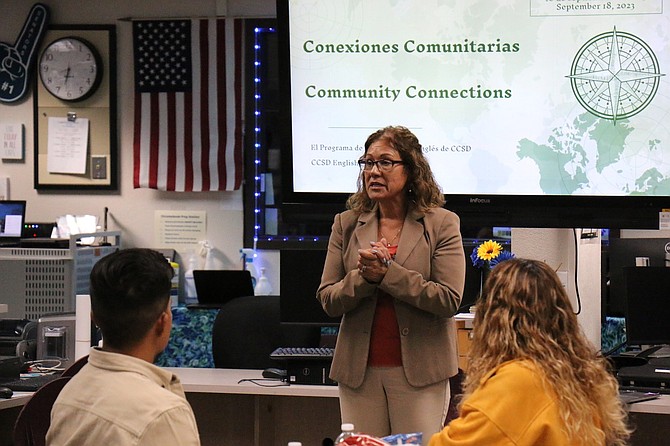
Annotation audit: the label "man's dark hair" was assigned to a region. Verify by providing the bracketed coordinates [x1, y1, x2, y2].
[90, 248, 174, 349]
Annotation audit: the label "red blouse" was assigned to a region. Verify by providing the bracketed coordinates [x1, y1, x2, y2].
[368, 245, 402, 367]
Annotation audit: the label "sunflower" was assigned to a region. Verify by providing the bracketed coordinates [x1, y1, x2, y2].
[476, 240, 503, 261]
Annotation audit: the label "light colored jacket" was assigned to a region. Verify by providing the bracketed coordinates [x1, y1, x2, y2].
[318, 206, 465, 388]
[47, 348, 200, 446]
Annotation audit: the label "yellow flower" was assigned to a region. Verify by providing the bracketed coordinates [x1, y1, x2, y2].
[476, 240, 503, 261]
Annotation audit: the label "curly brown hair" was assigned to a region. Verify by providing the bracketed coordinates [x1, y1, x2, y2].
[346, 126, 444, 213]
[463, 258, 631, 445]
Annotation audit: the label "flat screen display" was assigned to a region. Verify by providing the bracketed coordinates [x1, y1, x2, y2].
[606, 237, 670, 316]
[280, 249, 341, 326]
[0, 200, 26, 238]
[277, 0, 670, 228]
[623, 266, 670, 345]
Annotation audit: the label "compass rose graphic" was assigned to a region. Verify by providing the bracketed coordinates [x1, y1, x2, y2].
[568, 27, 664, 123]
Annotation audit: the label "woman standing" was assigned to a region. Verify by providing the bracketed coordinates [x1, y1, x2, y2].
[318, 126, 465, 442]
[429, 258, 631, 446]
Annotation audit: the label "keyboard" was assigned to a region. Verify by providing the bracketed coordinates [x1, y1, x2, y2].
[0, 373, 62, 392]
[270, 347, 334, 361]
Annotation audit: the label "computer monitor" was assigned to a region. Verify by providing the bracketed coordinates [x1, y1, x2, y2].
[606, 238, 670, 317]
[623, 267, 670, 348]
[0, 200, 26, 243]
[280, 249, 340, 326]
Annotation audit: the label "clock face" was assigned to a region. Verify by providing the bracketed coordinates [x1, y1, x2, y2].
[39, 37, 103, 102]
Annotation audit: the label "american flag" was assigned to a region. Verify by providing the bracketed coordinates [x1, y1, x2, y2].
[132, 18, 243, 191]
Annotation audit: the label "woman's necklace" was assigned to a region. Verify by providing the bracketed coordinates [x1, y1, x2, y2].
[380, 224, 403, 247]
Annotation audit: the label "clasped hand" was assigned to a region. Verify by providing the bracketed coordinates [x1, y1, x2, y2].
[357, 239, 393, 283]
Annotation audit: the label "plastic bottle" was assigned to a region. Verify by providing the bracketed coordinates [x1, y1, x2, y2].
[335, 423, 355, 444]
[254, 267, 273, 295]
[200, 240, 215, 269]
[184, 252, 198, 304]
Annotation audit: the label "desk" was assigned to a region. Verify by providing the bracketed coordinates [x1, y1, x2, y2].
[168, 367, 341, 446]
[626, 395, 670, 446]
[628, 395, 670, 415]
[0, 392, 31, 445]
[0, 370, 668, 445]
[170, 367, 670, 446]
[0, 371, 338, 446]
[0, 392, 31, 410]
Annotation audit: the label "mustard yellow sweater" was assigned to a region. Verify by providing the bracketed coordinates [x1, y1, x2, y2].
[429, 360, 579, 446]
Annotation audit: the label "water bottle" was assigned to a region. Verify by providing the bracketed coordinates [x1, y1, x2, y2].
[335, 423, 355, 444]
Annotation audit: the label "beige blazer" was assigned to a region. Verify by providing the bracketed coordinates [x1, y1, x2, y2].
[318, 206, 466, 388]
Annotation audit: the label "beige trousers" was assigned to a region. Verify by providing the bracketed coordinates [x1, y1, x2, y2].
[338, 367, 450, 445]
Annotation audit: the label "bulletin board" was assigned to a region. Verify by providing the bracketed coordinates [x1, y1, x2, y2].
[33, 25, 117, 190]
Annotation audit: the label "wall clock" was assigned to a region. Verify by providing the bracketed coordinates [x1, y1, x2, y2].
[38, 36, 103, 102]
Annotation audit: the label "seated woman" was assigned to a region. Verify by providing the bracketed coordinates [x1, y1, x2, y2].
[429, 258, 631, 446]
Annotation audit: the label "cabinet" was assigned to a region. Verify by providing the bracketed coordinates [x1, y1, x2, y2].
[0, 231, 120, 320]
[456, 318, 474, 372]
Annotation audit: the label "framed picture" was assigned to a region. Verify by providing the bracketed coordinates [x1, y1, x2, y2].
[33, 24, 117, 190]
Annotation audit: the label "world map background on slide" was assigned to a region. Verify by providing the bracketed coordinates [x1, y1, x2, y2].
[517, 111, 669, 196]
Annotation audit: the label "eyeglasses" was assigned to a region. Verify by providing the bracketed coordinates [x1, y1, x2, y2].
[358, 158, 404, 172]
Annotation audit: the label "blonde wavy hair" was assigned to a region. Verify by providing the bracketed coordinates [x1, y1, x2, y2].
[463, 258, 631, 445]
[346, 126, 444, 213]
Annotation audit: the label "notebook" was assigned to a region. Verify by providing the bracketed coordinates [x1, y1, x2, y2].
[186, 270, 255, 309]
[0, 200, 27, 247]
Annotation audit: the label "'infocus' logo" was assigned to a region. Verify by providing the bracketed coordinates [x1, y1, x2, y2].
[469, 198, 491, 204]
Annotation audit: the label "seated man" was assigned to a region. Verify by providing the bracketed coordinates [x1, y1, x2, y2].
[47, 248, 200, 445]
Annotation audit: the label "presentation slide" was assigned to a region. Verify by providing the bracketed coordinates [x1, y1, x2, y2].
[284, 0, 669, 197]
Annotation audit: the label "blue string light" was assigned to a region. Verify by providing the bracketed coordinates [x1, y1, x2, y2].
[253, 26, 264, 248]
[252, 26, 323, 246]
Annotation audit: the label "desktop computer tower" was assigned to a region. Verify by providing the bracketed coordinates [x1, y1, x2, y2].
[285, 361, 336, 386]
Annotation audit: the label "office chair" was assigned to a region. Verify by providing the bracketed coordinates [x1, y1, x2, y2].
[13, 355, 89, 446]
[445, 369, 464, 425]
[211, 295, 320, 369]
[61, 354, 89, 377]
[13, 377, 71, 446]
